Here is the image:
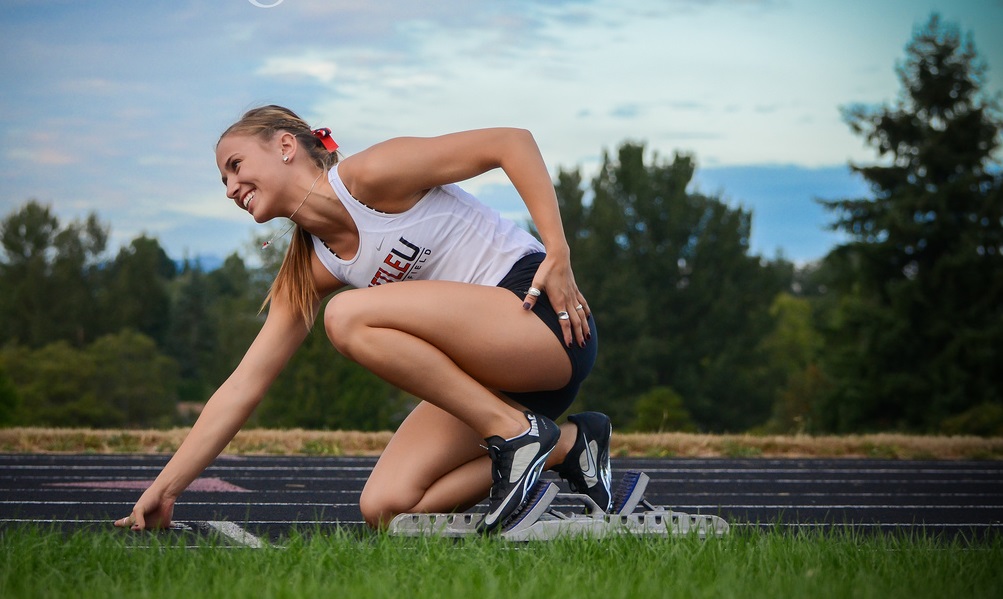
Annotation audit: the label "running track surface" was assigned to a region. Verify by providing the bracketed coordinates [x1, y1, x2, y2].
[2, 454, 1000, 545]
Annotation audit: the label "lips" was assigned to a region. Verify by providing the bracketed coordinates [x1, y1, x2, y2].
[241, 190, 255, 212]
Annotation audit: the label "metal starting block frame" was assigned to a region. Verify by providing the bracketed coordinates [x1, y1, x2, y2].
[388, 470, 730, 541]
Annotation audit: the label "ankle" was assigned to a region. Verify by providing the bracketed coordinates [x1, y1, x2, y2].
[494, 412, 533, 440]
[546, 422, 578, 469]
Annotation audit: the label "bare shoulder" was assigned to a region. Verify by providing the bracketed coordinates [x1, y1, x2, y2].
[337, 129, 534, 208]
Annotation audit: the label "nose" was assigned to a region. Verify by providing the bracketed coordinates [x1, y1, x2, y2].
[226, 179, 240, 201]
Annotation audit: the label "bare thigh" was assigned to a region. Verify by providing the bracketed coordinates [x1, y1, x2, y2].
[325, 280, 572, 393]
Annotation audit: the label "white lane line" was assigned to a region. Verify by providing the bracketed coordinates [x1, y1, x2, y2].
[563, 490, 997, 501]
[664, 504, 1003, 510]
[4, 518, 998, 529]
[0, 518, 198, 531]
[731, 522, 1003, 529]
[0, 517, 364, 526]
[642, 478, 1003, 485]
[612, 492, 1003, 499]
[0, 465, 376, 473]
[8, 500, 1001, 513]
[8, 487, 998, 501]
[635, 467, 1003, 474]
[0, 457, 379, 467]
[1, 518, 113, 523]
[6, 476, 998, 487]
[3, 461, 999, 477]
[0, 500, 355, 507]
[7, 482, 390, 493]
[0, 487, 359, 495]
[202, 521, 266, 548]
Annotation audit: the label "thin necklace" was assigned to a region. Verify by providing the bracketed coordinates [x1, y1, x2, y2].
[261, 170, 324, 250]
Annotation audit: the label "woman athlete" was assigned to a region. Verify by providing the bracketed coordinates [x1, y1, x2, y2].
[114, 105, 611, 533]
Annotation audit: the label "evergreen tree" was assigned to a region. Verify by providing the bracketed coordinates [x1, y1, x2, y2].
[0, 366, 19, 426]
[167, 262, 218, 403]
[818, 14, 1002, 432]
[103, 235, 177, 347]
[559, 143, 789, 431]
[204, 253, 266, 388]
[0, 201, 107, 347]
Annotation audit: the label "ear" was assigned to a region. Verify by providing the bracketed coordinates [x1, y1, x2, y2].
[277, 131, 297, 162]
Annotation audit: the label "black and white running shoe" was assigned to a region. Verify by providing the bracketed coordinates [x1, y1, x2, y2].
[479, 411, 560, 533]
[552, 411, 613, 512]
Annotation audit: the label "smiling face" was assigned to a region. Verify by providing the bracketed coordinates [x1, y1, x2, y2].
[216, 132, 290, 223]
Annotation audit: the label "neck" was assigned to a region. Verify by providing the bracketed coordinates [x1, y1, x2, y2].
[288, 170, 324, 221]
[260, 170, 325, 250]
[287, 174, 356, 240]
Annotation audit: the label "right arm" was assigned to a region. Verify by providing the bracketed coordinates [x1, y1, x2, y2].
[115, 255, 343, 530]
[340, 128, 591, 346]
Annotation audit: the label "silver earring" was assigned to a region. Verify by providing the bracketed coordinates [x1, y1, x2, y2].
[282, 155, 289, 163]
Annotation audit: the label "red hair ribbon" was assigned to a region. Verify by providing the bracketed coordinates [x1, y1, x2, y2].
[312, 128, 339, 152]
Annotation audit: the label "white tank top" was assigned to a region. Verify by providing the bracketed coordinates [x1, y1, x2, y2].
[311, 165, 545, 288]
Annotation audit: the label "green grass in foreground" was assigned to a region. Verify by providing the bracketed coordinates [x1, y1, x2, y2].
[1, 525, 1000, 599]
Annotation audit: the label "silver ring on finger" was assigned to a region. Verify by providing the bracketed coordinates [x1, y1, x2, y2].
[557, 311, 570, 320]
[527, 287, 542, 297]
[575, 304, 584, 310]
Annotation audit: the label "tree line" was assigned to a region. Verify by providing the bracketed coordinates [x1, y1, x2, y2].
[1, 15, 1000, 435]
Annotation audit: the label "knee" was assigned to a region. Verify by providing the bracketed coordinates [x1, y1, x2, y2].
[323, 291, 365, 359]
[359, 485, 417, 530]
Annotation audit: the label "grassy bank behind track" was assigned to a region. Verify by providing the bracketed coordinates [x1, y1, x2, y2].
[1, 427, 1001, 459]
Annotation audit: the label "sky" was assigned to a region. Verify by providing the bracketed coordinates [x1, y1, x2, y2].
[1, 0, 1001, 266]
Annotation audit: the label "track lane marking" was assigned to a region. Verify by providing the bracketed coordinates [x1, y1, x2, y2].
[203, 521, 266, 548]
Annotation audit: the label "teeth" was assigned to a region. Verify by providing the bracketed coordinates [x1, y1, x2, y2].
[242, 191, 255, 209]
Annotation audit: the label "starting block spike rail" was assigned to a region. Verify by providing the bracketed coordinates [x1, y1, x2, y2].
[500, 479, 560, 536]
[611, 470, 649, 515]
[387, 470, 730, 541]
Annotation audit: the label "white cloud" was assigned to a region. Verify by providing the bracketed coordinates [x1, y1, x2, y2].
[256, 54, 339, 84]
[161, 192, 248, 223]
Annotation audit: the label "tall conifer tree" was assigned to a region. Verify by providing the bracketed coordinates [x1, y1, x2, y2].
[819, 15, 1002, 431]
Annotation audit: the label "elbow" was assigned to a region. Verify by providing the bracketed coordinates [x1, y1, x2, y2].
[496, 127, 539, 167]
[504, 127, 535, 146]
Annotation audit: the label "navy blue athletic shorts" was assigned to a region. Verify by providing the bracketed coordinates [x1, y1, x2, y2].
[494, 252, 597, 420]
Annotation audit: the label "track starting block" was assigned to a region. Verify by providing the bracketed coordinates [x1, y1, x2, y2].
[387, 470, 730, 541]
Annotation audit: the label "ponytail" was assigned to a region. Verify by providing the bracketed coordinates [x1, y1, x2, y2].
[261, 226, 318, 329]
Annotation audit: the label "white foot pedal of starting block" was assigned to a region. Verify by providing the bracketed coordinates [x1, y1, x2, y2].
[387, 480, 559, 538]
[386, 470, 730, 541]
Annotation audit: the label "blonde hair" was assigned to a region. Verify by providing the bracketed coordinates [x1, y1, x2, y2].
[218, 105, 339, 328]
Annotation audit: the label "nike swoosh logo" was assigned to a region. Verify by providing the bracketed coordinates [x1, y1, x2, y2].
[582, 439, 599, 480]
[375, 237, 385, 251]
